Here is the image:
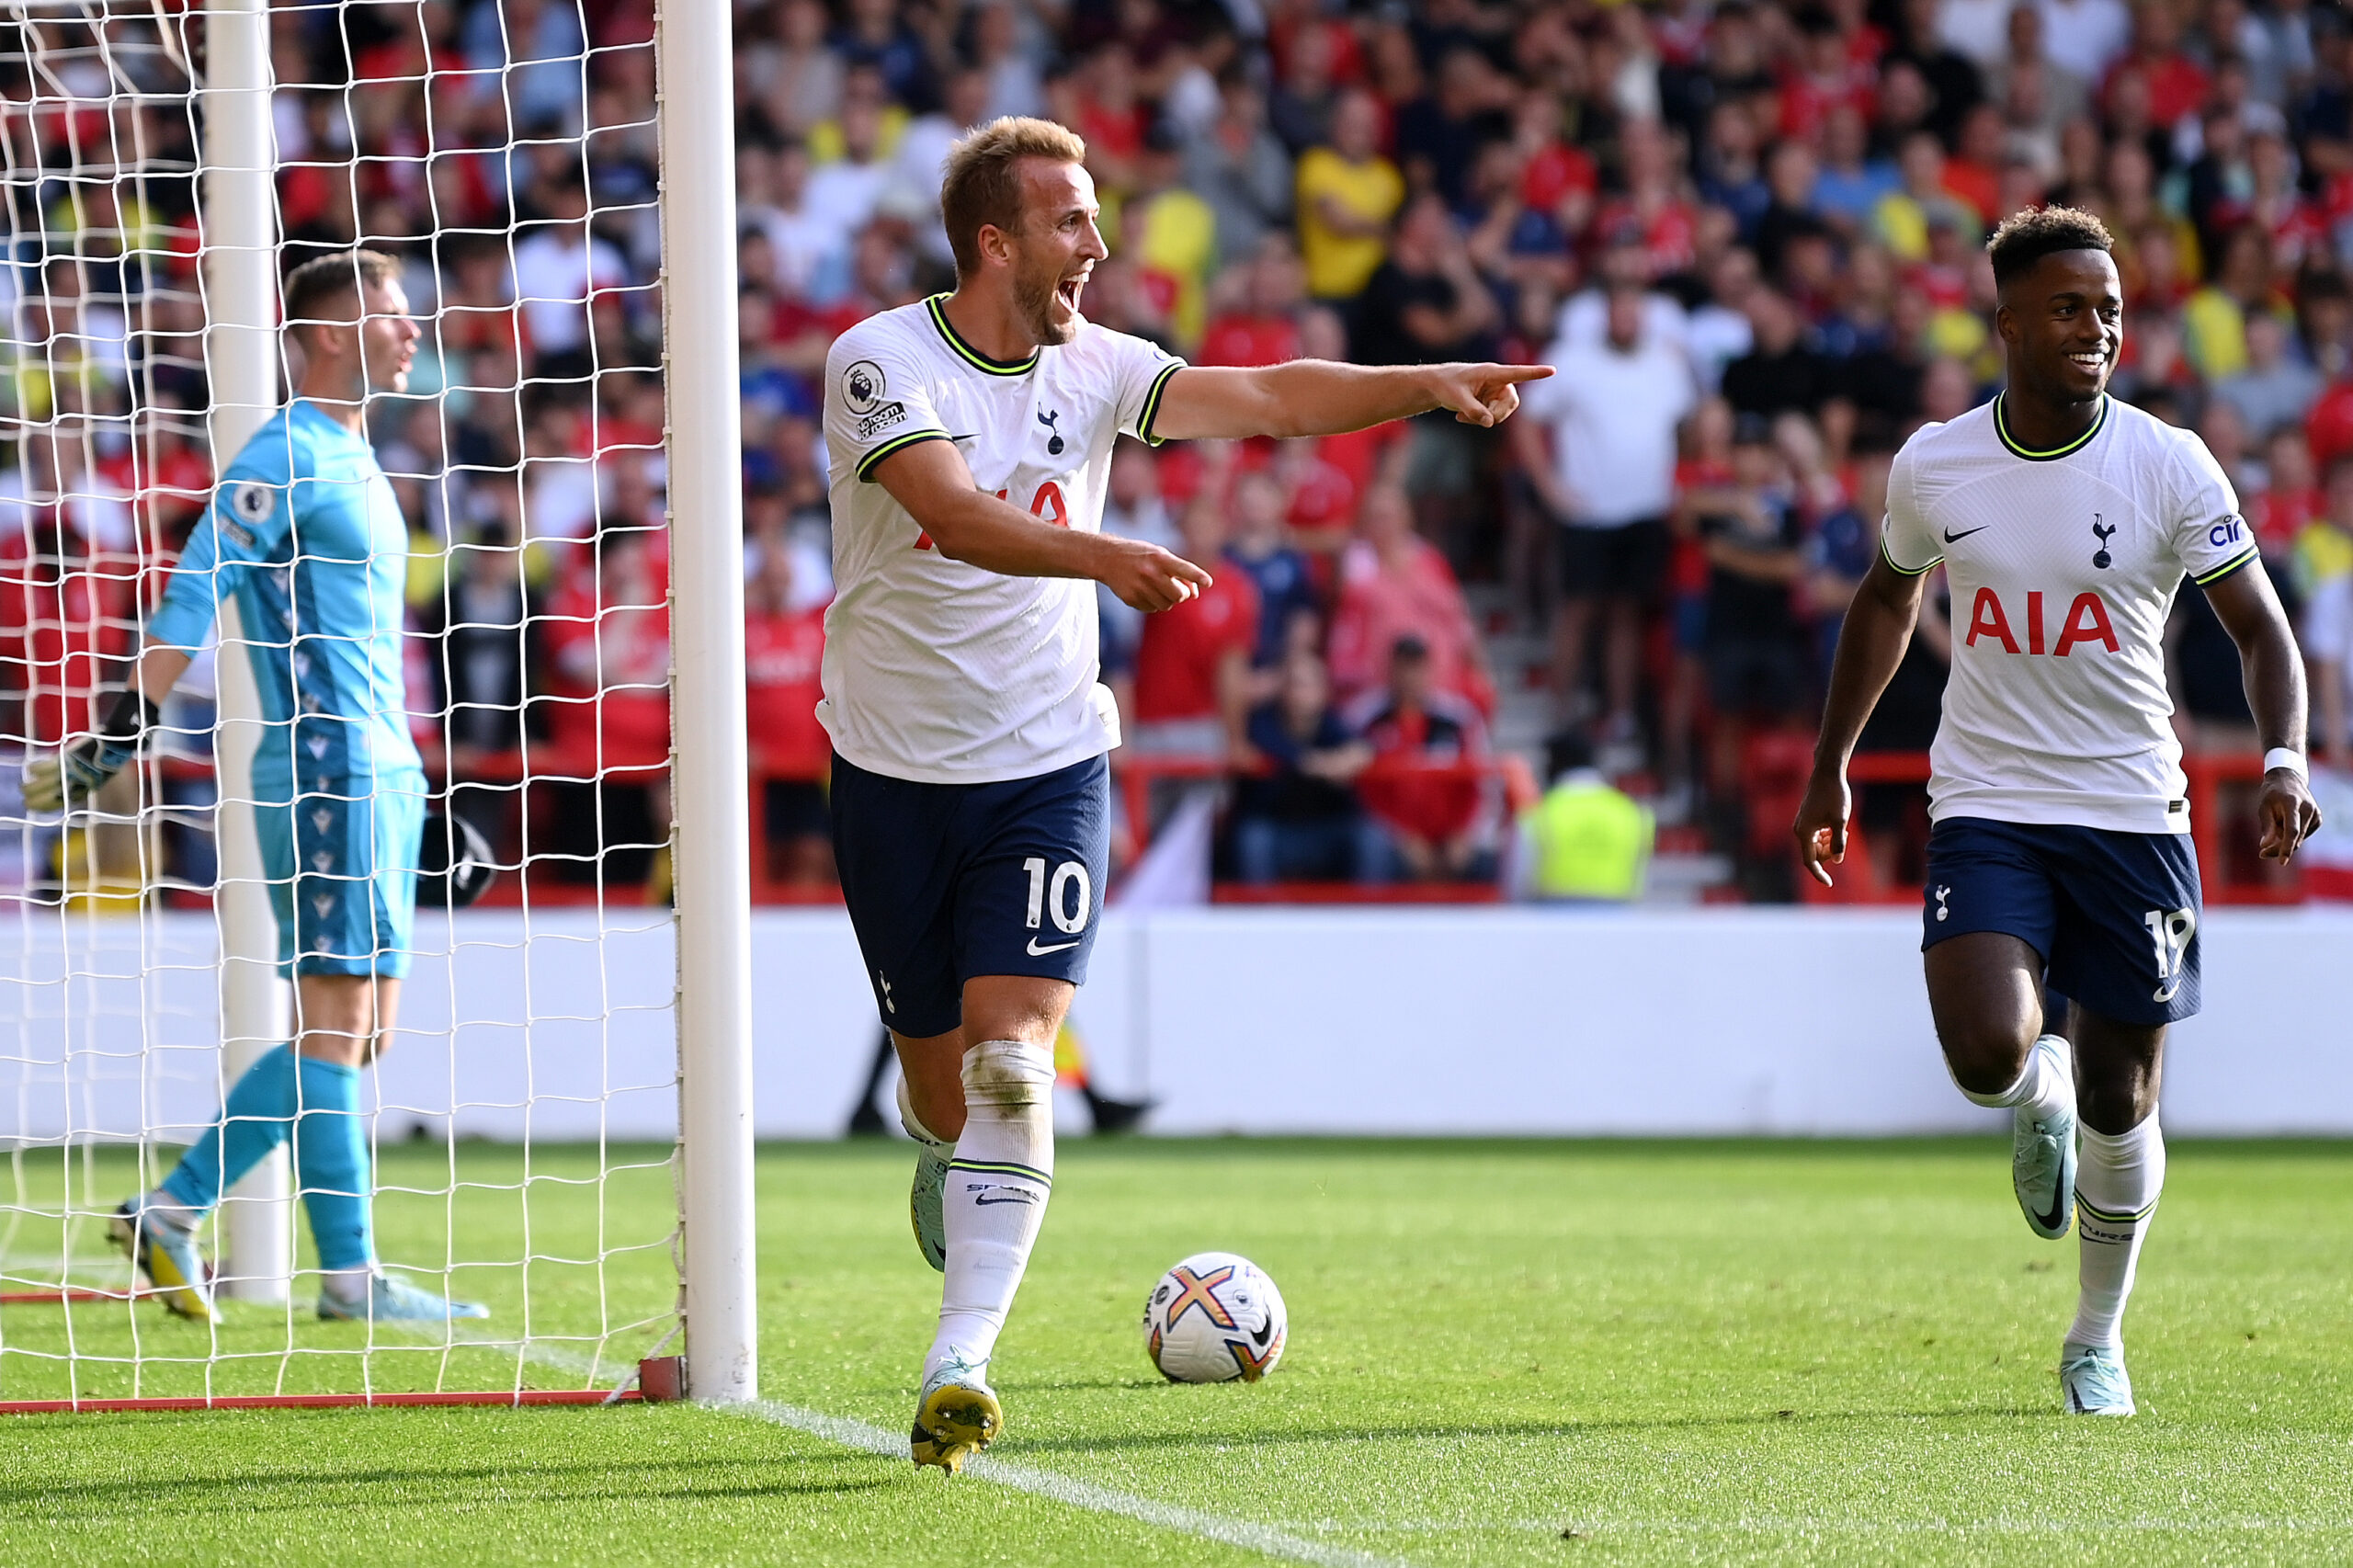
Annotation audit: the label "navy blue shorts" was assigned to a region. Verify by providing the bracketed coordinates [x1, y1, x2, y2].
[1923, 816, 2202, 1027]
[831, 751, 1110, 1039]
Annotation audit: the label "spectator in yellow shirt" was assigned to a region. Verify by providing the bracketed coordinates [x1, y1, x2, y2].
[1295, 89, 1404, 301]
[1129, 128, 1218, 350]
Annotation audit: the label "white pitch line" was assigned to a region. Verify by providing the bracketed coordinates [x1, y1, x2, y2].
[734, 1399, 1414, 1568]
[405, 1330, 1413, 1568]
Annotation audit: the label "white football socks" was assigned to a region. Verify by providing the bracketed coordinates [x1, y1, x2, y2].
[1958, 1034, 2074, 1122]
[925, 1038, 1054, 1385]
[2069, 1115, 2165, 1349]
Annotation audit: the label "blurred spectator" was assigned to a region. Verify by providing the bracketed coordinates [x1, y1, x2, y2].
[2039, 0, 2135, 87]
[1353, 193, 1500, 368]
[1328, 485, 1494, 715]
[426, 525, 533, 762]
[2215, 311, 2322, 439]
[1231, 652, 1381, 885]
[1515, 729, 1654, 902]
[1518, 284, 1692, 739]
[747, 0, 846, 137]
[1813, 103, 1900, 236]
[1187, 69, 1294, 272]
[1693, 415, 1809, 781]
[1295, 89, 1404, 301]
[1199, 241, 1307, 369]
[1351, 635, 1492, 883]
[2183, 225, 2279, 380]
[1131, 495, 1256, 759]
[511, 167, 628, 379]
[1721, 290, 1838, 419]
[1126, 127, 1219, 348]
[1223, 472, 1318, 671]
[744, 535, 832, 886]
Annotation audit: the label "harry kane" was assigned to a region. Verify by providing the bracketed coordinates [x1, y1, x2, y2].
[818, 117, 1548, 1471]
[1795, 208, 2321, 1415]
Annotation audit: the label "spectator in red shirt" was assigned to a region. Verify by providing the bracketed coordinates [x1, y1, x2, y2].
[542, 517, 672, 886]
[1327, 484, 1494, 714]
[2103, 1, 2209, 131]
[1198, 240, 1307, 369]
[1350, 634, 1492, 883]
[2255, 427, 2320, 561]
[1130, 495, 1257, 760]
[744, 534, 832, 886]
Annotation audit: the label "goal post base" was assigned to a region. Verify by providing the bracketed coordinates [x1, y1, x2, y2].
[638, 1355, 686, 1403]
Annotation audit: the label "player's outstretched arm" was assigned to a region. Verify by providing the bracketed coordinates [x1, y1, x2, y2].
[2203, 562, 2324, 861]
[872, 437, 1211, 611]
[1148, 360, 1553, 443]
[1793, 550, 1927, 887]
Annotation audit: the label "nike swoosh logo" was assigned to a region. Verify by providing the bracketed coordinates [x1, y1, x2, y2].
[2035, 1181, 2068, 1235]
[1250, 1318, 1273, 1348]
[974, 1191, 1038, 1205]
[2153, 979, 2182, 1004]
[1943, 526, 1991, 543]
[1027, 937, 1081, 956]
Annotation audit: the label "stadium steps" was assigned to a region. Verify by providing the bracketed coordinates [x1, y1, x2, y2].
[1461, 586, 1733, 903]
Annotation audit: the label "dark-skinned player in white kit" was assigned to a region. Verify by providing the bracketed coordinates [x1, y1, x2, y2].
[1795, 207, 2322, 1415]
[817, 116, 1551, 1470]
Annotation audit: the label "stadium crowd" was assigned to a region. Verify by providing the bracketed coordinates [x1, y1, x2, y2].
[5, 0, 2353, 902]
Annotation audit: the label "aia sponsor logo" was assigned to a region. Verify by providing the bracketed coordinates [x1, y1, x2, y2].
[1964, 588, 2120, 655]
[914, 479, 1067, 551]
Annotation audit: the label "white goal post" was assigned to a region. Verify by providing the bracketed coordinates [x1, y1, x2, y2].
[654, 0, 756, 1406]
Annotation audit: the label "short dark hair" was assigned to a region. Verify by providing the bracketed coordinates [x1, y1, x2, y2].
[1544, 728, 1596, 781]
[283, 248, 399, 336]
[1985, 206, 2114, 290]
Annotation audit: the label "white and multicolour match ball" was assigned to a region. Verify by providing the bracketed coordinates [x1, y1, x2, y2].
[1142, 1251, 1288, 1384]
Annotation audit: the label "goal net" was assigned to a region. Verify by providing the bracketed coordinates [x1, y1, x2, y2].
[0, 0, 736, 1408]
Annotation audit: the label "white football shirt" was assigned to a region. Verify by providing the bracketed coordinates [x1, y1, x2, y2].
[1882, 393, 2259, 833]
[819, 295, 1185, 784]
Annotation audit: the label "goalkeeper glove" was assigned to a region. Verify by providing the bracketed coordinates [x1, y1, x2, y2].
[24, 691, 159, 813]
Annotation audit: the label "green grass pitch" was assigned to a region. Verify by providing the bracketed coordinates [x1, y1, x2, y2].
[3, 1137, 2347, 1564]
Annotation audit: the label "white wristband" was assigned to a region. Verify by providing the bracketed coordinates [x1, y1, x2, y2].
[2263, 747, 2308, 779]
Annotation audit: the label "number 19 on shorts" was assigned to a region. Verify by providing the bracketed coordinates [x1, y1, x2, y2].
[1023, 857, 1093, 949]
[2143, 906, 2195, 1005]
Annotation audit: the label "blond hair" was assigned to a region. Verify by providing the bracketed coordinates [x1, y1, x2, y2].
[939, 117, 1088, 280]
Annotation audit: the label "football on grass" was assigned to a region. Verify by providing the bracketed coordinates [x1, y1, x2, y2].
[1142, 1251, 1287, 1383]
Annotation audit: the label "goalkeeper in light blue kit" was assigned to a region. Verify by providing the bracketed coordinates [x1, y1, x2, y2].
[28, 249, 484, 1324]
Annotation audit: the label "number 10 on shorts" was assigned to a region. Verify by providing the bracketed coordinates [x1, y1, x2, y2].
[1023, 857, 1093, 935]
[2143, 906, 2195, 1004]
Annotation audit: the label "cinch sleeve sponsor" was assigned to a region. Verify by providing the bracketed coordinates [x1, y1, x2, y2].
[2166, 431, 2257, 587]
[826, 331, 950, 483]
[149, 419, 300, 653]
[1105, 327, 1186, 448]
[1878, 440, 1943, 575]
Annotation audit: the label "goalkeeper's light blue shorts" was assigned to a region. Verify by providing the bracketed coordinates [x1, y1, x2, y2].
[254, 768, 426, 980]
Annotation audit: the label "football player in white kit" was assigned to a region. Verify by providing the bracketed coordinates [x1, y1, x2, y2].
[1795, 208, 2322, 1415]
[817, 117, 1550, 1470]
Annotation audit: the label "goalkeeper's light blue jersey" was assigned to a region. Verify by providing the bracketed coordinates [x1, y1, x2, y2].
[149, 399, 422, 792]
